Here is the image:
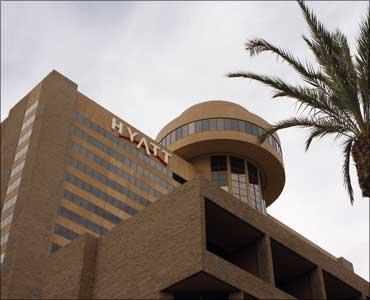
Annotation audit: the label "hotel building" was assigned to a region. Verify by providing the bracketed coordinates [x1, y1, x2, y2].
[1, 70, 369, 299]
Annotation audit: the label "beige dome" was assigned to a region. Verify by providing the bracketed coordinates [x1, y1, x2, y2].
[156, 100, 285, 205]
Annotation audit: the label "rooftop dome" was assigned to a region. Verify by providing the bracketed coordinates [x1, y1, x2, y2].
[156, 100, 285, 206]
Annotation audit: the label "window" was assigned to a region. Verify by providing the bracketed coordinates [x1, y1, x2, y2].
[159, 117, 282, 158]
[230, 156, 248, 203]
[211, 156, 228, 191]
[58, 206, 108, 235]
[0, 253, 5, 264]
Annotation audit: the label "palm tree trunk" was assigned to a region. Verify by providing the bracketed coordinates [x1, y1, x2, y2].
[352, 132, 370, 198]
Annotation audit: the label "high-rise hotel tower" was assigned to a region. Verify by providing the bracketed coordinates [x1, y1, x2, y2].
[1, 71, 369, 299]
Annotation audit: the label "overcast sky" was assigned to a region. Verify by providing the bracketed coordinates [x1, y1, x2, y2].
[1, 1, 369, 280]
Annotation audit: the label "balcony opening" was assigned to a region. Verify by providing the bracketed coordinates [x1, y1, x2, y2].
[205, 198, 265, 280]
[323, 271, 362, 300]
[271, 239, 319, 298]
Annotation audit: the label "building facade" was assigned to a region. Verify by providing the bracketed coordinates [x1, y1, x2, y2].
[0, 70, 369, 299]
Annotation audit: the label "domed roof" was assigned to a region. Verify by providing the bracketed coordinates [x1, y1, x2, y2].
[156, 100, 279, 142]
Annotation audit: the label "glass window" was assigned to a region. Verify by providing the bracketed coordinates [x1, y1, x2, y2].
[195, 120, 202, 133]
[238, 120, 245, 132]
[224, 119, 231, 131]
[175, 127, 182, 140]
[170, 131, 176, 144]
[188, 122, 195, 135]
[216, 119, 224, 130]
[248, 162, 259, 185]
[231, 119, 239, 131]
[230, 156, 245, 174]
[211, 156, 227, 171]
[210, 119, 217, 131]
[182, 125, 188, 138]
[245, 122, 254, 135]
[202, 119, 210, 131]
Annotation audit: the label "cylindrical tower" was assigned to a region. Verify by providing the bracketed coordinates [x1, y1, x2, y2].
[156, 100, 285, 214]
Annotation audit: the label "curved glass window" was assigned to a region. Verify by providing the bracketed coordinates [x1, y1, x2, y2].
[159, 118, 282, 156]
[210, 155, 266, 215]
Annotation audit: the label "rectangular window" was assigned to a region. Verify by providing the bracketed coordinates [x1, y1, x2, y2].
[216, 119, 224, 131]
[202, 119, 210, 131]
[175, 127, 182, 140]
[230, 119, 239, 131]
[238, 120, 245, 132]
[182, 125, 188, 138]
[210, 119, 217, 131]
[0, 253, 5, 264]
[188, 122, 195, 135]
[248, 163, 259, 185]
[211, 156, 227, 171]
[170, 131, 176, 143]
[195, 120, 202, 133]
[224, 119, 231, 130]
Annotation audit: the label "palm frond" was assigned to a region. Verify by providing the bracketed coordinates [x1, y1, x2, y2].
[227, 72, 360, 133]
[298, 0, 364, 130]
[342, 138, 355, 204]
[355, 8, 370, 126]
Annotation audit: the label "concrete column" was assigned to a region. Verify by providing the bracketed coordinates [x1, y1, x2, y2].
[309, 267, 327, 300]
[256, 235, 275, 285]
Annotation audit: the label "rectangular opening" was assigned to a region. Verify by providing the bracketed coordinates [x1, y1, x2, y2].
[323, 271, 362, 300]
[205, 198, 265, 279]
[271, 239, 319, 298]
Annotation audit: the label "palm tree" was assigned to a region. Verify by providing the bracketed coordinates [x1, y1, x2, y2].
[227, 1, 369, 203]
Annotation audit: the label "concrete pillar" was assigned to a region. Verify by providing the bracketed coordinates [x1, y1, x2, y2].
[256, 235, 275, 285]
[309, 267, 327, 300]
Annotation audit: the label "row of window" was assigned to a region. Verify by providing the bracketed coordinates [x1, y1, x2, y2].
[58, 206, 108, 236]
[69, 125, 174, 192]
[1, 99, 39, 265]
[54, 224, 79, 241]
[64, 189, 122, 225]
[64, 173, 138, 216]
[69, 141, 162, 198]
[72, 112, 173, 177]
[66, 156, 151, 208]
[160, 118, 282, 156]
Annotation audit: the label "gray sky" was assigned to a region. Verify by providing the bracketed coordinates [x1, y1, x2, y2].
[1, 1, 369, 280]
